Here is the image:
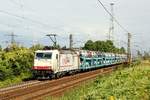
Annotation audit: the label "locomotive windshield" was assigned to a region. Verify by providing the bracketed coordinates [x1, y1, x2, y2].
[35, 53, 52, 59]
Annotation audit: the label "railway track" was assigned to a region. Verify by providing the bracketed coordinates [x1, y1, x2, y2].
[0, 80, 41, 92]
[0, 64, 121, 100]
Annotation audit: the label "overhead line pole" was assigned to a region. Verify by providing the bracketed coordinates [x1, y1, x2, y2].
[69, 34, 73, 50]
[5, 32, 18, 46]
[127, 33, 131, 64]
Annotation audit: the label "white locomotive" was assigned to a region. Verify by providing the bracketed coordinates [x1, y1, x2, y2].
[32, 49, 127, 79]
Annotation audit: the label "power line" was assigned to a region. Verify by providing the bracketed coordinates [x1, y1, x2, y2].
[0, 21, 48, 34]
[8, 0, 39, 17]
[9, 0, 24, 10]
[8, 0, 20, 6]
[97, 0, 129, 33]
[0, 9, 60, 30]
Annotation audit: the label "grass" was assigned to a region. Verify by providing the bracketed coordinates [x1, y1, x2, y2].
[48, 62, 150, 100]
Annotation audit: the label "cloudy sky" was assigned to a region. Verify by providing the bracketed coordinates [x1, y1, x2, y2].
[0, 0, 149, 53]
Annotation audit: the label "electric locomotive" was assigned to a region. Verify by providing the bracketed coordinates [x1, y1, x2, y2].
[32, 49, 127, 79]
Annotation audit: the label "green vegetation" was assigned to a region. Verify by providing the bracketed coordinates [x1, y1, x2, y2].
[58, 62, 150, 100]
[0, 73, 31, 88]
[137, 50, 150, 60]
[0, 44, 44, 88]
[0, 45, 2, 51]
[83, 40, 126, 53]
[143, 51, 150, 61]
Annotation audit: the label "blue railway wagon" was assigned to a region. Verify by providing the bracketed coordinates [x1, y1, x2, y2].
[79, 50, 101, 70]
[79, 50, 127, 70]
[79, 50, 115, 70]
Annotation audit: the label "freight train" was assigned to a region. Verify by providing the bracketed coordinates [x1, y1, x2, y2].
[32, 49, 127, 79]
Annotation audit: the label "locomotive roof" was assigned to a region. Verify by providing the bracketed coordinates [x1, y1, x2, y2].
[35, 50, 58, 52]
[35, 50, 127, 56]
[35, 49, 77, 54]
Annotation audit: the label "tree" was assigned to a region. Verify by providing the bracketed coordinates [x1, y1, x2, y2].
[30, 44, 44, 51]
[120, 47, 126, 53]
[105, 40, 115, 52]
[83, 40, 126, 53]
[143, 51, 150, 60]
[137, 50, 142, 59]
[0, 45, 2, 51]
[84, 40, 95, 50]
[95, 41, 103, 51]
[3, 43, 27, 52]
[55, 44, 60, 49]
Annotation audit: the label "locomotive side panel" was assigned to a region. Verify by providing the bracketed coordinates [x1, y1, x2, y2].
[58, 52, 79, 72]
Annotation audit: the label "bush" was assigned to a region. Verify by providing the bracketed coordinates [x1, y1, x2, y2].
[0, 47, 34, 83]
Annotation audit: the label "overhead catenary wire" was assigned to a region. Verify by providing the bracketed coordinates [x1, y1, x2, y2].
[0, 9, 61, 30]
[2, 0, 132, 49]
[9, 0, 24, 10]
[0, 8, 64, 43]
[8, 0, 20, 6]
[97, 0, 129, 33]
[97, 0, 133, 57]
[8, 0, 40, 17]
[0, 21, 48, 34]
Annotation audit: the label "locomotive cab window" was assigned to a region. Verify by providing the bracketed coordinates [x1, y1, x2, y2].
[36, 53, 52, 59]
[36, 53, 43, 59]
[44, 53, 52, 59]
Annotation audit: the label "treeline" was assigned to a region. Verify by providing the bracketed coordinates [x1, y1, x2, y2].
[83, 40, 126, 53]
[137, 50, 150, 60]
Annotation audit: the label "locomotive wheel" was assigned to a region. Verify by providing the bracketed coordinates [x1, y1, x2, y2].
[51, 74, 55, 79]
[55, 73, 60, 79]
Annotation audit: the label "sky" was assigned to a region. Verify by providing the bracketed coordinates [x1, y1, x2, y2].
[0, 0, 149, 54]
